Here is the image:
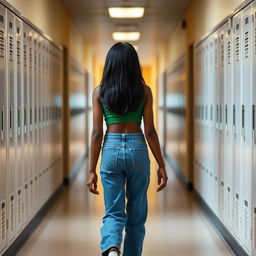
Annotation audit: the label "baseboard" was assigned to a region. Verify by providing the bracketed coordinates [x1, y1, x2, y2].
[194, 190, 249, 256]
[2, 183, 63, 256]
[165, 154, 193, 190]
[63, 152, 88, 185]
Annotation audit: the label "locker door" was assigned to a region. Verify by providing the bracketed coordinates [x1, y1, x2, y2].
[241, 4, 253, 253]
[252, 2, 256, 254]
[213, 30, 220, 217]
[202, 38, 209, 204]
[0, 5, 7, 253]
[58, 49, 63, 186]
[193, 45, 199, 192]
[232, 10, 243, 242]
[33, 31, 39, 212]
[218, 26, 225, 222]
[22, 22, 30, 227]
[28, 29, 34, 220]
[208, 34, 215, 211]
[7, 10, 17, 243]
[223, 20, 234, 232]
[41, 38, 47, 204]
[15, 16, 23, 234]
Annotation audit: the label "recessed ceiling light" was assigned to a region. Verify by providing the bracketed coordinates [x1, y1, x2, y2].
[112, 32, 141, 41]
[108, 7, 145, 18]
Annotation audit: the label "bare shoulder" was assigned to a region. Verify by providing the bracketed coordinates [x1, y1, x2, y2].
[144, 85, 152, 102]
[93, 86, 101, 101]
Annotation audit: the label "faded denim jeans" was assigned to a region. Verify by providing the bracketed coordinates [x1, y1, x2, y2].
[100, 133, 151, 256]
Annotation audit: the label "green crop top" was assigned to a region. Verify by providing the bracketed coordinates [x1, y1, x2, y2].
[101, 102, 144, 125]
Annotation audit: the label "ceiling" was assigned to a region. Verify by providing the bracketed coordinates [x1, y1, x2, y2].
[60, 0, 192, 65]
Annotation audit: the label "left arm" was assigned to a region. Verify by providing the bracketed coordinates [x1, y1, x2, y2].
[86, 86, 103, 194]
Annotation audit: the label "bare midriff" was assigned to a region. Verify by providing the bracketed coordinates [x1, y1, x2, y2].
[105, 122, 143, 134]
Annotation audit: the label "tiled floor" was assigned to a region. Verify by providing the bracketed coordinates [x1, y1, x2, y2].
[17, 157, 234, 256]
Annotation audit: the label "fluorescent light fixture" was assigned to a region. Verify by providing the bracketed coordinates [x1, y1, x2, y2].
[112, 32, 140, 41]
[108, 7, 145, 18]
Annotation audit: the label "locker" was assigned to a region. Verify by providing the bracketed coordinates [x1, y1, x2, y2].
[28, 28, 34, 220]
[33, 30, 39, 212]
[252, 2, 256, 254]
[208, 34, 216, 211]
[241, 4, 253, 253]
[223, 20, 234, 232]
[232, 10, 243, 242]
[7, 10, 17, 243]
[193, 45, 199, 192]
[213, 30, 220, 217]
[218, 26, 225, 222]
[0, 4, 7, 253]
[38, 35, 43, 206]
[40, 37, 46, 205]
[22, 22, 30, 227]
[15, 15, 23, 234]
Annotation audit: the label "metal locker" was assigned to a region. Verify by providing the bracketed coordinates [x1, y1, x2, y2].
[7, 9, 17, 243]
[204, 38, 211, 206]
[232, 10, 243, 242]
[45, 43, 50, 197]
[22, 22, 30, 227]
[40, 37, 46, 205]
[15, 15, 23, 235]
[36, 34, 42, 208]
[193, 45, 199, 192]
[218, 25, 226, 222]
[251, 2, 256, 254]
[208, 34, 216, 211]
[28, 28, 34, 220]
[0, 4, 7, 253]
[223, 20, 234, 232]
[33, 30, 39, 212]
[241, 4, 253, 253]
[213, 29, 220, 217]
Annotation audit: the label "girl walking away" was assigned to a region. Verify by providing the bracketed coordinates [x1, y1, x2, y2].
[87, 42, 168, 256]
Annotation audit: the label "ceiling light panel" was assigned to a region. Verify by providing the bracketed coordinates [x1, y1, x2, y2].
[109, 7, 145, 18]
[112, 32, 141, 41]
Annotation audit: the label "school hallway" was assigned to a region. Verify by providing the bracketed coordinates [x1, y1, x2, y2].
[0, 0, 255, 255]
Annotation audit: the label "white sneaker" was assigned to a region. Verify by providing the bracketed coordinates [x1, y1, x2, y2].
[108, 251, 119, 256]
[108, 248, 120, 256]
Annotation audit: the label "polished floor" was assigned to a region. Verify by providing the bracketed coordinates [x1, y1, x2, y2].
[17, 156, 234, 256]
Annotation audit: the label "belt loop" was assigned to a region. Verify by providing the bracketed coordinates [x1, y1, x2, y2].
[122, 134, 125, 142]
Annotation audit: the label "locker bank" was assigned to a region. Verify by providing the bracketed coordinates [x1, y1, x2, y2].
[0, 0, 256, 255]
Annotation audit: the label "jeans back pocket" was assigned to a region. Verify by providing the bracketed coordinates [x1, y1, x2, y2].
[100, 146, 119, 170]
[129, 147, 150, 171]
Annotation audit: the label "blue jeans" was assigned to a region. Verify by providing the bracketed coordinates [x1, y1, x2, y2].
[100, 133, 151, 256]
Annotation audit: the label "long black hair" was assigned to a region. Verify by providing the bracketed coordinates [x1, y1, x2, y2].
[99, 42, 146, 115]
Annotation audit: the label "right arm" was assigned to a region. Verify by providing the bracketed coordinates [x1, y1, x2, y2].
[143, 85, 168, 192]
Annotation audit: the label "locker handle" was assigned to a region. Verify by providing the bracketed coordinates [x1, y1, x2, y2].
[253, 105, 256, 143]
[242, 105, 245, 140]
[9, 106, 12, 138]
[1, 105, 4, 141]
[18, 106, 21, 129]
[225, 105, 228, 134]
[233, 105, 236, 135]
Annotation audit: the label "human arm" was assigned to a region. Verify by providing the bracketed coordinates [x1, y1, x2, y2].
[143, 85, 168, 192]
[86, 86, 103, 195]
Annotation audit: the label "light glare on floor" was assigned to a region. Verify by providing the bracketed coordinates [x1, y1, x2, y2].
[108, 7, 145, 18]
[112, 32, 140, 41]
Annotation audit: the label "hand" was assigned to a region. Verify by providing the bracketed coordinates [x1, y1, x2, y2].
[157, 167, 168, 192]
[86, 172, 100, 195]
